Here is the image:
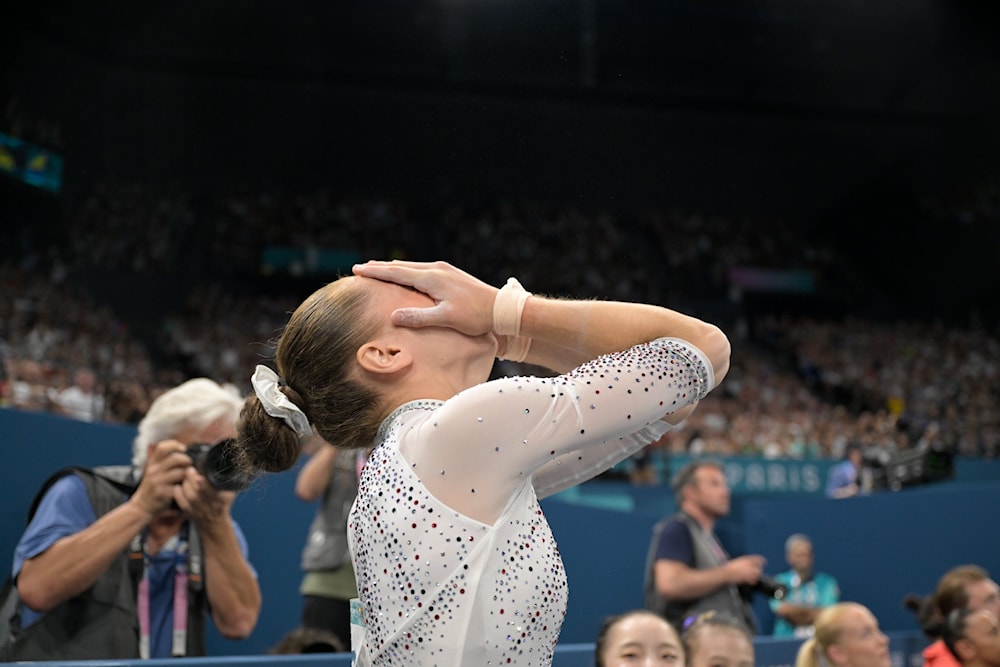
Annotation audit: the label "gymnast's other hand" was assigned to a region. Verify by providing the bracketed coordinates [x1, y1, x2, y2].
[353, 260, 499, 336]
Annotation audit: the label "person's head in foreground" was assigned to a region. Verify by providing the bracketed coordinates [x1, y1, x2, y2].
[795, 602, 891, 667]
[943, 608, 1000, 667]
[595, 610, 685, 667]
[682, 610, 754, 667]
[935, 565, 1000, 620]
[235, 261, 504, 471]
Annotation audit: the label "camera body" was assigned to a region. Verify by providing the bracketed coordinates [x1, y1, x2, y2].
[186, 441, 253, 492]
[751, 574, 788, 600]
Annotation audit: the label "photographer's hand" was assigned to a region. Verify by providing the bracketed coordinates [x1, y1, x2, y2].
[725, 555, 766, 585]
[175, 466, 235, 526]
[131, 440, 193, 517]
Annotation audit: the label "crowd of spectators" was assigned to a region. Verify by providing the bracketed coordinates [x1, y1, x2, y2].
[655, 317, 999, 466]
[0, 259, 178, 424]
[2, 179, 998, 467]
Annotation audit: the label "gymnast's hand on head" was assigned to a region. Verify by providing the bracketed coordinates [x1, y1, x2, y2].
[353, 260, 500, 335]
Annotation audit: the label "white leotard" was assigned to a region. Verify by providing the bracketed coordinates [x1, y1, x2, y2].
[348, 337, 714, 666]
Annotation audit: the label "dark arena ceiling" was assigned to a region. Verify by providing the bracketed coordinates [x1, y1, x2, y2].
[9, 0, 1000, 123]
[3, 0, 999, 318]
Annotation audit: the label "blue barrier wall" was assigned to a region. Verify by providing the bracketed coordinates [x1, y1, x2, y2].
[3, 408, 999, 657]
[545, 478, 1000, 640]
[0, 631, 928, 667]
[612, 453, 838, 496]
[740, 480, 1000, 634]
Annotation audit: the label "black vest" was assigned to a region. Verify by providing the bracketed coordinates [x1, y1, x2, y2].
[0, 466, 207, 661]
[643, 511, 755, 633]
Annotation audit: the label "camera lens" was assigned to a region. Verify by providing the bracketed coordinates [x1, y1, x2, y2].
[754, 575, 788, 600]
[187, 441, 254, 491]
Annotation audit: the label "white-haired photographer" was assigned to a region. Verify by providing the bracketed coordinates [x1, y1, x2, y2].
[1, 377, 261, 661]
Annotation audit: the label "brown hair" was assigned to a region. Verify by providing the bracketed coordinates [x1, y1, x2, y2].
[234, 277, 383, 475]
[682, 610, 753, 664]
[670, 458, 725, 506]
[935, 565, 992, 617]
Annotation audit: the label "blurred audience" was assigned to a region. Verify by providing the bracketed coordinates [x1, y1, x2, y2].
[48, 367, 104, 422]
[0, 261, 172, 423]
[2, 181, 997, 468]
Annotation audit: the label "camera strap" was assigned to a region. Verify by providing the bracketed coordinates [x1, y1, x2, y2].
[135, 525, 195, 659]
[705, 533, 729, 564]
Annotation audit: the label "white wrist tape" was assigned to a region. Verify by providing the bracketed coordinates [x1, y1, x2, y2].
[492, 277, 531, 337]
[501, 335, 532, 363]
[494, 277, 533, 363]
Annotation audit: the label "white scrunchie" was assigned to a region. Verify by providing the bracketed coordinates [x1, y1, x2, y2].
[251, 365, 315, 437]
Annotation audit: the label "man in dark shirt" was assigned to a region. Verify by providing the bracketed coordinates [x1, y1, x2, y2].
[644, 459, 766, 633]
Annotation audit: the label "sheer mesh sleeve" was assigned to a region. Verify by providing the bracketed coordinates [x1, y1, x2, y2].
[530, 421, 675, 499]
[402, 337, 714, 512]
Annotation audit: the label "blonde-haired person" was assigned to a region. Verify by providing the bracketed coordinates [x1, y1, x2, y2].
[682, 610, 754, 667]
[233, 260, 731, 666]
[795, 602, 891, 667]
[595, 610, 685, 667]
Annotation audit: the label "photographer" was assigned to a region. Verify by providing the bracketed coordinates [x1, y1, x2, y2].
[770, 534, 840, 637]
[644, 459, 773, 634]
[2, 378, 261, 661]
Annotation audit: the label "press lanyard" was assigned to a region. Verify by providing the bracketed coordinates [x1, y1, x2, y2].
[135, 529, 190, 659]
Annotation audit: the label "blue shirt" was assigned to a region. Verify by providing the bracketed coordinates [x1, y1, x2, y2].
[769, 570, 840, 637]
[12, 474, 254, 658]
[825, 459, 858, 498]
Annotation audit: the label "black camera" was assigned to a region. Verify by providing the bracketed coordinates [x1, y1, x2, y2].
[187, 441, 254, 492]
[751, 575, 788, 600]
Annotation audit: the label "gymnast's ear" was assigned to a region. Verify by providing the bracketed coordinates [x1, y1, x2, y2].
[357, 340, 413, 375]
